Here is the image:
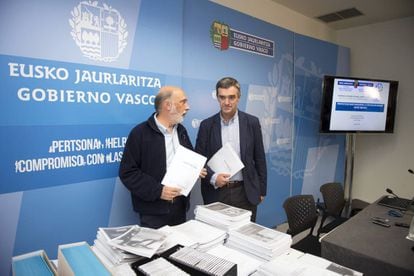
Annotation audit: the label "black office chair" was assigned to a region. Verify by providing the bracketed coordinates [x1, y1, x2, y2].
[283, 194, 321, 256]
[317, 182, 348, 237]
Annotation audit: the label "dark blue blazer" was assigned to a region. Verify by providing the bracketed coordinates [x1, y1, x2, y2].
[195, 110, 267, 205]
[119, 113, 193, 216]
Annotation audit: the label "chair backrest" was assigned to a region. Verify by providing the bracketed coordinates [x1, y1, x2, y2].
[283, 195, 317, 237]
[320, 182, 346, 217]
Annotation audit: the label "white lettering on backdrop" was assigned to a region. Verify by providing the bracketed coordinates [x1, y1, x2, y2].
[7, 62, 161, 105]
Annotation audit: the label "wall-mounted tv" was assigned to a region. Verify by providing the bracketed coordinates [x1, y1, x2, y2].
[320, 75, 398, 133]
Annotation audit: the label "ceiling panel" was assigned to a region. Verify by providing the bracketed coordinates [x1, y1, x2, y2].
[270, 0, 414, 29]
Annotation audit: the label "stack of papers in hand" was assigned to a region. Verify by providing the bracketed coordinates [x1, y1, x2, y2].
[93, 225, 144, 266]
[194, 202, 252, 230]
[207, 142, 244, 177]
[161, 145, 207, 196]
[160, 220, 227, 252]
[226, 222, 292, 261]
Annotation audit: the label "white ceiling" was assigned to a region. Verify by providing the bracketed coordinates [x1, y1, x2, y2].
[270, 0, 414, 30]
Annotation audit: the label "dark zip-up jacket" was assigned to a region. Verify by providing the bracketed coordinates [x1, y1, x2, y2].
[119, 113, 193, 215]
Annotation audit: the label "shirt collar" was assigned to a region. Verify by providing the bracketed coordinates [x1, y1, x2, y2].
[220, 110, 238, 125]
[154, 113, 176, 134]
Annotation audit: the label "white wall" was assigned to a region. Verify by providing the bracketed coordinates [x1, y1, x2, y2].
[336, 17, 414, 202]
[213, 0, 414, 203]
[211, 0, 336, 42]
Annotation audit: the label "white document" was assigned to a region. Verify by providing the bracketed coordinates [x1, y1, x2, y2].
[207, 143, 244, 177]
[108, 226, 167, 258]
[208, 244, 265, 276]
[159, 220, 227, 251]
[161, 145, 207, 196]
[138, 257, 189, 276]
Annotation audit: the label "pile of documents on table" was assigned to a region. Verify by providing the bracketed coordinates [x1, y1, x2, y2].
[168, 246, 237, 276]
[252, 252, 363, 276]
[160, 219, 227, 252]
[226, 222, 292, 261]
[194, 202, 252, 230]
[93, 225, 167, 265]
[136, 257, 190, 276]
[207, 244, 266, 276]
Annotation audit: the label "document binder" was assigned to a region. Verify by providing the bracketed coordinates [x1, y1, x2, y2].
[58, 241, 111, 276]
[12, 250, 57, 276]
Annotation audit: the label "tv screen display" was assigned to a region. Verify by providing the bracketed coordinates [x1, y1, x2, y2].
[320, 75, 398, 133]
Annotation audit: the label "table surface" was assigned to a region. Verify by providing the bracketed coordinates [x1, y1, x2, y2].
[321, 197, 414, 276]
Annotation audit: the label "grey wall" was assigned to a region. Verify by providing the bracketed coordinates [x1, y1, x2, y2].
[213, 0, 414, 203]
[336, 17, 414, 202]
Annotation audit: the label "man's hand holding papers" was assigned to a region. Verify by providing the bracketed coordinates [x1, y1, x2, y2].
[207, 143, 244, 187]
[161, 145, 207, 197]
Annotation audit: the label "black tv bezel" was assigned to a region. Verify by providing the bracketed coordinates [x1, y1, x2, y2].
[319, 75, 399, 134]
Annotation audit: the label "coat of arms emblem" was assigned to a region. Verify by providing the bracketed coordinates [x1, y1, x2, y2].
[69, 1, 128, 62]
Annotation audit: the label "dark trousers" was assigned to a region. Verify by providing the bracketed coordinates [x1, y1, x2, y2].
[218, 185, 257, 222]
[139, 196, 186, 229]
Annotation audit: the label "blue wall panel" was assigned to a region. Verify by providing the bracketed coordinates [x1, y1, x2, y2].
[181, 0, 295, 227]
[13, 179, 115, 257]
[293, 34, 348, 201]
[0, 0, 349, 272]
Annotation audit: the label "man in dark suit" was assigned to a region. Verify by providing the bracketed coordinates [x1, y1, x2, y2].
[195, 77, 267, 221]
[119, 86, 206, 229]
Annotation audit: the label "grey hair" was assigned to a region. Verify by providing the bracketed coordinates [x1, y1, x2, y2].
[215, 77, 241, 97]
[154, 87, 174, 112]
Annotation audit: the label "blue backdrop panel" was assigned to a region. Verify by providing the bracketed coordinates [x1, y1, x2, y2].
[129, 0, 184, 75]
[0, 0, 350, 271]
[0, 0, 185, 272]
[182, 0, 294, 84]
[0, 193, 23, 276]
[0, 55, 163, 126]
[107, 178, 139, 227]
[292, 34, 348, 201]
[181, 0, 294, 227]
[0, 124, 133, 193]
[0, 0, 141, 68]
[13, 179, 115, 259]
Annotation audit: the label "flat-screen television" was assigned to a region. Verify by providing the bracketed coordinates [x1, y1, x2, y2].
[320, 75, 398, 133]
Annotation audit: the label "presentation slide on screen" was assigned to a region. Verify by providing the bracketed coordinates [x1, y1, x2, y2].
[329, 78, 390, 131]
